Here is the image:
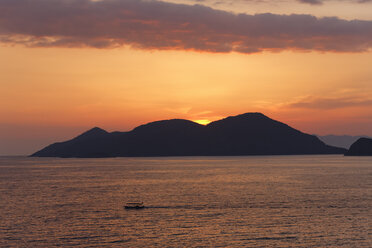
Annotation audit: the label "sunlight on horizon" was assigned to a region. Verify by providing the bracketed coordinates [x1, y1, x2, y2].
[193, 119, 211, 125]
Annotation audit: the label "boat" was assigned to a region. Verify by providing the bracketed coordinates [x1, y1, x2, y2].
[124, 202, 145, 209]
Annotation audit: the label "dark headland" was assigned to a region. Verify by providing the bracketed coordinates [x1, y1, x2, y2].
[31, 113, 346, 158]
[345, 138, 372, 156]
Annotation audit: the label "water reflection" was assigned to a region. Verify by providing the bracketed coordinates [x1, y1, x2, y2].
[0, 155, 371, 247]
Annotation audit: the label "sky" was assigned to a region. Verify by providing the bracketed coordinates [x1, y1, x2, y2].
[0, 0, 372, 155]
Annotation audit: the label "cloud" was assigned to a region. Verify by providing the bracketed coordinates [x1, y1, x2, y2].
[0, 0, 372, 53]
[284, 96, 372, 109]
[297, 0, 323, 5]
[297, 0, 372, 4]
[243, 0, 372, 4]
[183, 0, 372, 5]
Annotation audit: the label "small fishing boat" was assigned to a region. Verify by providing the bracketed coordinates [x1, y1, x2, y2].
[125, 202, 145, 209]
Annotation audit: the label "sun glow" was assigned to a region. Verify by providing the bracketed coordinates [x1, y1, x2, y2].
[193, 119, 211, 125]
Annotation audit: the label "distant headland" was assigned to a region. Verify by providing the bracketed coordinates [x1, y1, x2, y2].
[31, 113, 349, 158]
[345, 138, 372, 156]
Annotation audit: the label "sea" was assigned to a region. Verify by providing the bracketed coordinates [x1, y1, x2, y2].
[0, 155, 371, 247]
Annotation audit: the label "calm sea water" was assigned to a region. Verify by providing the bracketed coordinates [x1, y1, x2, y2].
[0, 155, 371, 247]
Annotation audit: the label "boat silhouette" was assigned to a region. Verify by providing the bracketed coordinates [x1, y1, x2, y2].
[124, 202, 145, 209]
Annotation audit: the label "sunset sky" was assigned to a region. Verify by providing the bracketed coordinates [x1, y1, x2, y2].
[1, 0, 372, 155]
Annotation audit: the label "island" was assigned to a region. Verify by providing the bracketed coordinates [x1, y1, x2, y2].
[344, 138, 372, 156]
[31, 113, 347, 158]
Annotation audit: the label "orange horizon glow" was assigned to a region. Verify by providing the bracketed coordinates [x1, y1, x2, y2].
[1, 45, 371, 135]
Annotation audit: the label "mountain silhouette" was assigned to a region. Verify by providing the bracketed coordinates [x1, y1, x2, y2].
[345, 138, 372, 156]
[31, 113, 346, 157]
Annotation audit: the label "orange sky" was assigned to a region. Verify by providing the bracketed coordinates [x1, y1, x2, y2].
[0, 0, 372, 155]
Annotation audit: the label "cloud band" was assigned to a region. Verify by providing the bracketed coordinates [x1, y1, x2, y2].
[0, 0, 372, 53]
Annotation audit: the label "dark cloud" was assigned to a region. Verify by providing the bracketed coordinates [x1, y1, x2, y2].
[297, 0, 323, 5]
[323, 0, 372, 3]
[297, 0, 372, 4]
[286, 96, 372, 109]
[195, 0, 372, 5]
[0, 0, 372, 53]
